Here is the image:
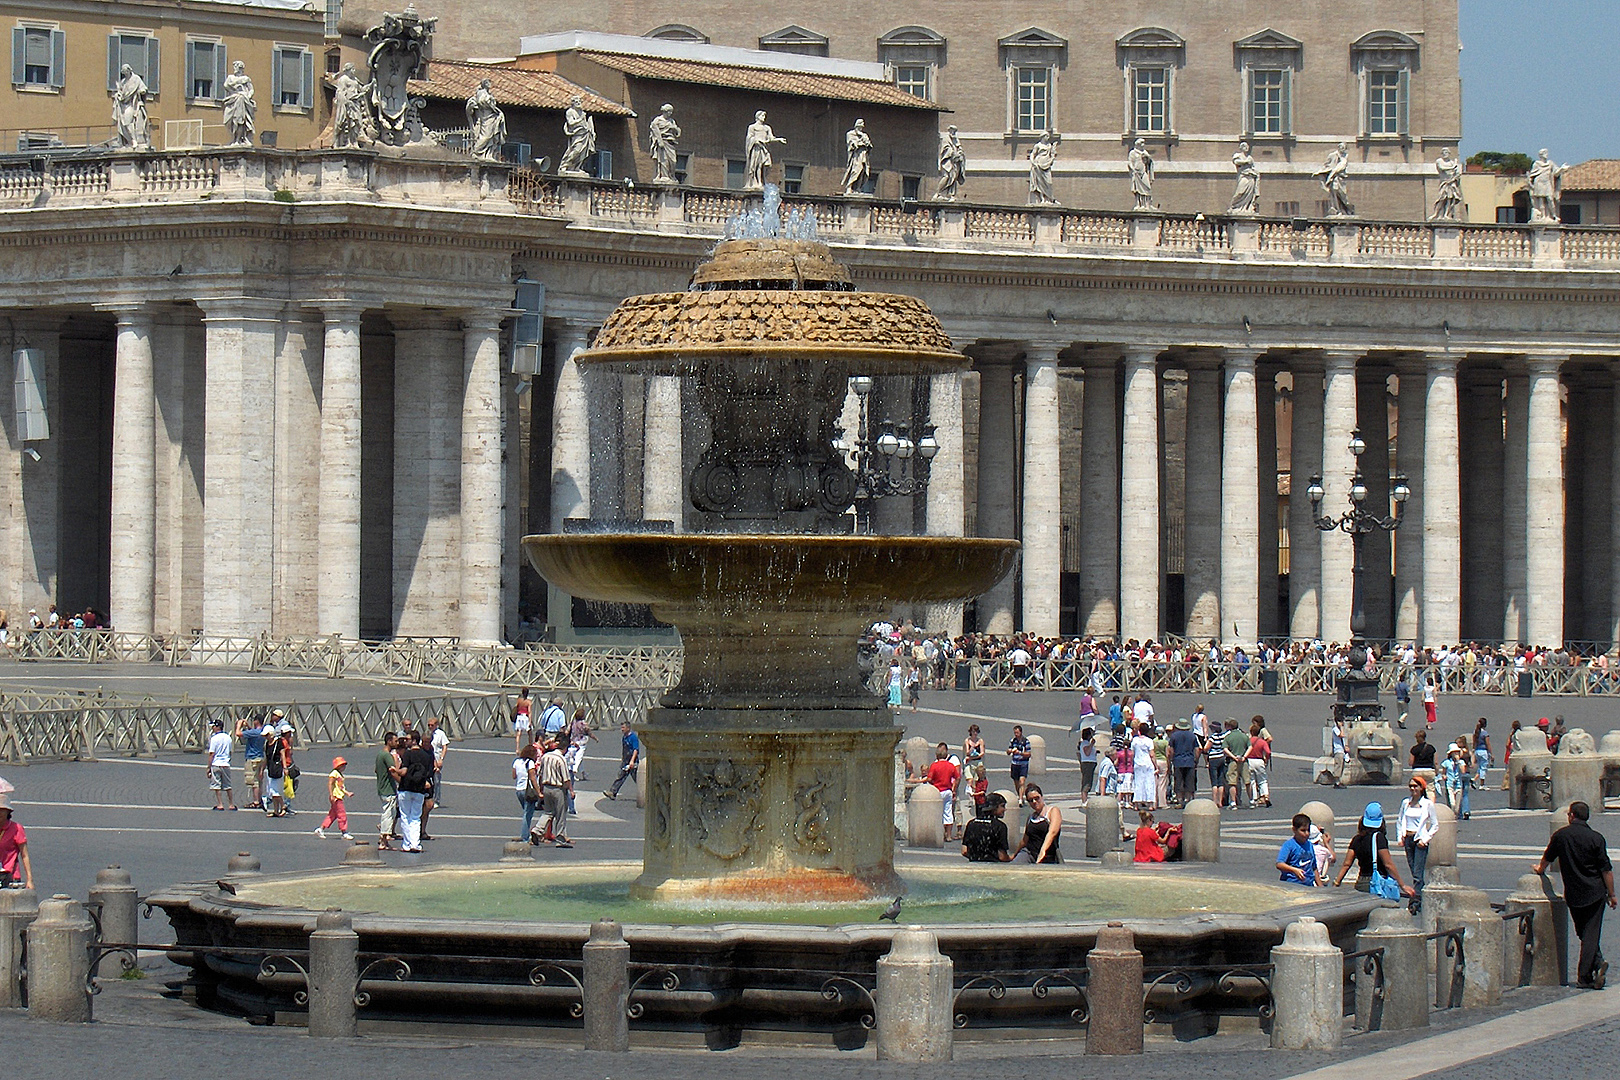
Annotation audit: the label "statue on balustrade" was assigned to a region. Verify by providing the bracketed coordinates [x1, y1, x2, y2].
[112, 64, 151, 150]
[1128, 137, 1154, 210]
[466, 78, 507, 161]
[1228, 140, 1260, 214]
[364, 5, 436, 147]
[558, 96, 597, 176]
[744, 111, 786, 190]
[841, 119, 873, 196]
[1314, 142, 1355, 216]
[1027, 131, 1060, 206]
[332, 63, 373, 149]
[1527, 149, 1568, 224]
[935, 125, 966, 201]
[1430, 148, 1463, 221]
[648, 104, 682, 184]
[221, 61, 256, 147]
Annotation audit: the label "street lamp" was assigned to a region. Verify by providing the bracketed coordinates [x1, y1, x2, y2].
[844, 377, 936, 533]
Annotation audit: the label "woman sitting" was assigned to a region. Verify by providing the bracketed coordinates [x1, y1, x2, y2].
[1011, 785, 1062, 863]
[1333, 802, 1415, 898]
[1133, 809, 1183, 863]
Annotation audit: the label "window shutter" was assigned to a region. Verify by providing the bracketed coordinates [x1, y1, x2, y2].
[50, 29, 65, 88]
[270, 49, 283, 105]
[107, 33, 120, 90]
[1397, 67, 1410, 135]
[1280, 68, 1292, 136]
[216, 43, 228, 97]
[146, 36, 159, 94]
[11, 27, 24, 86]
[301, 49, 313, 108]
[184, 39, 196, 98]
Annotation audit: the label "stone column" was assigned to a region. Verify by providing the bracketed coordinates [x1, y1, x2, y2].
[550, 322, 594, 529]
[1525, 355, 1565, 648]
[1221, 348, 1262, 646]
[24, 896, 93, 1023]
[926, 372, 967, 634]
[0, 315, 60, 617]
[1612, 362, 1620, 648]
[307, 908, 360, 1038]
[976, 362, 1018, 633]
[1079, 357, 1120, 638]
[87, 866, 137, 978]
[1256, 362, 1281, 637]
[1422, 353, 1462, 646]
[642, 375, 683, 529]
[1357, 364, 1394, 639]
[875, 929, 954, 1062]
[460, 311, 505, 646]
[1085, 922, 1144, 1054]
[1181, 799, 1220, 862]
[1119, 347, 1160, 642]
[108, 308, 157, 636]
[582, 918, 631, 1051]
[1086, 794, 1122, 857]
[392, 314, 463, 637]
[1395, 359, 1427, 644]
[1319, 350, 1359, 642]
[1289, 360, 1325, 640]
[1022, 345, 1063, 637]
[0, 887, 38, 1009]
[1182, 361, 1222, 641]
[1503, 368, 1530, 643]
[1460, 368, 1506, 641]
[1269, 917, 1342, 1050]
[316, 303, 364, 639]
[1355, 908, 1428, 1031]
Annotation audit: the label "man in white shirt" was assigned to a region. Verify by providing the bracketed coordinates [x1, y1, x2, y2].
[1133, 694, 1155, 729]
[206, 720, 237, 811]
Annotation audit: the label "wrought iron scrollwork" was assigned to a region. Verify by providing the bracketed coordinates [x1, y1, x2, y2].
[353, 956, 410, 1008]
[1141, 968, 1195, 1024]
[259, 953, 311, 1007]
[84, 945, 139, 996]
[626, 967, 680, 1020]
[820, 976, 877, 1029]
[951, 974, 1007, 1029]
[1425, 927, 1466, 1009]
[527, 961, 585, 1018]
[1343, 946, 1385, 1029]
[1032, 970, 1090, 1025]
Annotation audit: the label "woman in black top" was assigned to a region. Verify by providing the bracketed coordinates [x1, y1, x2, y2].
[1332, 802, 1414, 897]
[1012, 785, 1062, 863]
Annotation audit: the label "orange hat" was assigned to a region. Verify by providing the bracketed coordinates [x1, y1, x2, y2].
[332, 756, 347, 769]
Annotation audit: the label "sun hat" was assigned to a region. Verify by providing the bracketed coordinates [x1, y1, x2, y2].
[1361, 802, 1384, 828]
[1536, 718, 1550, 728]
[331, 756, 347, 769]
[278, 721, 293, 733]
[1175, 718, 1191, 730]
[0, 793, 12, 810]
[271, 708, 285, 718]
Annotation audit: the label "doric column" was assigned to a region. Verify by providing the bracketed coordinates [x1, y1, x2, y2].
[1319, 350, 1360, 642]
[1021, 344, 1063, 637]
[642, 375, 683, 528]
[1182, 360, 1222, 642]
[316, 302, 364, 639]
[1422, 352, 1462, 646]
[460, 310, 505, 646]
[1119, 346, 1160, 642]
[1256, 361, 1281, 638]
[1502, 368, 1529, 644]
[392, 314, 463, 637]
[1357, 363, 1394, 639]
[4, 315, 61, 616]
[1288, 359, 1325, 640]
[1611, 362, 1620, 648]
[108, 308, 156, 636]
[1459, 367, 1505, 641]
[1525, 354, 1565, 647]
[550, 322, 593, 530]
[975, 362, 1017, 633]
[1394, 359, 1426, 644]
[925, 371, 967, 635]
[1078, 357, 1120, 638]
[1220, 348, 1262, 646]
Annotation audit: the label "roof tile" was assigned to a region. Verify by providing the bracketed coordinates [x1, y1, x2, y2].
[1563, 159, 1620, 192]
[409, 59, 632, 116]
[575, 51, 941, 111]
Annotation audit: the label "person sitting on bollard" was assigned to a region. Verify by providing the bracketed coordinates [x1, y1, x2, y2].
[961, 792, 1012, 862]
[1333, 802, 1414, 898]
[1092, 747, 1119, 797]
[1397, 776, 1438, 913]
[1532, 800, 1615, 989]
[1011, 785, 1062, 863]
[0, 794, 33, 890]
[1276, 813, 1321, 886]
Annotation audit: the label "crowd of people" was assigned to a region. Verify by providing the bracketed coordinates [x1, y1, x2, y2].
[1075, 696, 1276, 811]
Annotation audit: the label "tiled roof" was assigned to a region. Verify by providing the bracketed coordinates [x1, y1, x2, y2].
[409, 59, 633, 116]
[574, 51, 942, 111]
[1563, 159, 1620, 192]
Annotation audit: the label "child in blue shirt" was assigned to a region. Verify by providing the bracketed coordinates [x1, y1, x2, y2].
[1277, 813, 1320, 885]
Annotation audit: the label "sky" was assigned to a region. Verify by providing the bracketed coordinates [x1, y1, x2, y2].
[1460, 0, 1620, 162]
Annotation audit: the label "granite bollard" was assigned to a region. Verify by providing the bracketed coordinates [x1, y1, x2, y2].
[1269, 917, 1342, 1050]
[1181, 799, 1220, 862]
[904, 736, 932, 775]
[308, 908, 359, 1038]
[499, 840, 535, 863]
[1085, 921, 1143, 1054]
[1027, 734, 1047, 776]
[1354, 907, 1427, 1031]
[1504, 873, 1566, 987]
[1298, 801, 1334, 836]
[0, 887, 39, 1009]
[342, 841, 385, 866]
[907, 784, 944, 848]
[1086, 796, 1121, 858]
[24, 895, 94, 1022]
[226, 851, 261, 874]
[1439, 887, 1503, 1007]
[1550, 751, 1604, 814]
[1428, 803, 1458, 868]
[583, 918, 630, 1051]
[87, 867, 138, 979]
[875, 928, 953, 1062]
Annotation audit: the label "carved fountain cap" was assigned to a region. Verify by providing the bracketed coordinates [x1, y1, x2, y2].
[690, 238, 853, 290]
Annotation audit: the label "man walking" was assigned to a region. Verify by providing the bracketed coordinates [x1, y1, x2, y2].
[206, 720, 237, 811]
[540, 697, 569, 743]
[532, 737, 573, 848]
[375, 732, 402, 850]
[605, 720, 640, 800]
[1532, 801, 1616, 989]
[1008, 725, 1032, 804]
[418, 715, 448, 840]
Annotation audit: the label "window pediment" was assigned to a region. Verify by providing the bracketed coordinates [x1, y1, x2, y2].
[1117, 27, 1186, 68]
[644, 24, 708, 44]
[880, 25, 945, 48]
[1235, 28, 1302, 52]
[760, 25, 829, 48]
[999, 27, 1066, 69]
[1236, 27, 1303, 70]
[1352, 29, 1420, 69]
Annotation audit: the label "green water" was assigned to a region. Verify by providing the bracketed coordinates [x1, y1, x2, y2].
[240, 864, 1308, 926]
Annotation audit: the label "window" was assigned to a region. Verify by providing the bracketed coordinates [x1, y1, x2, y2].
[1015, 66, 1051, 133]
[1000, 27, 1066, 134]
[1351, 31, 1418, 138]
[1249, 69, 1289, 135]
[895, 65, 931, 100]
[1366, 70, 1403, 135]
[1132, 67, 1168, 133]
[1116, 28, 1184, 136]
[185, 39, 226, 101]
[1236, 29, 1301, 137]
[591, 150, 612, 179]
[782, 163, 805, 195]
[645, 24, 709, 44]
[106, 30, 159, 93]
[879, 26, 945, 102]
[759, 25, 829, 57]
[271, 44, 313, 109]
[725, 158, 745, 189]
[12, 25, 64, 88]
[1273, 201, 1300, 218]
[324, 0, 343, 39]
[502, 141, 531, 166]
[901, 174, 922, 201]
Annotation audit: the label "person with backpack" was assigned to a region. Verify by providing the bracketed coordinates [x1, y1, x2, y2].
[396, 730, 435, 853]
[262, 723, 290, 817]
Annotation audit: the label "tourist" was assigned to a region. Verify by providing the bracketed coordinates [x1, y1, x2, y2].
[961, 792, 1011, 862]
[276, 719, 300, 814]
[415, 714, 449, 841]
[1077, 727, 1097, 803]
[1153, 724, 1170, 807]
[1441, 743, 1470, 820]
[1329, 716, 1350, 788]
[1129, 722, 1156, 810]
[1333, 802, 1414, 898]
[0, 795, 32, 890]
[1397, 776, 1438, 912]
[1222, 718, 1250, 808]
[1007, 640, 1032, 690]
[1108, 695, 1125, 732]
[512, 686, 533, 752]
[886, 659, 904, 713]
[566, 706, 597, 794]
[205, 719, 237, 812]
[532, 737, 573, 848]
[238, 711, 269, 810]
[1205, 717, 1230, 807]
[605, 720, 640, 800]
[539, 697, 568, 742]
[1134, 809, 1182, 863]
[1472, 718, 1492, 788]
[1008, 725, 1032, 804]
[314, 757, 354, 840]
[1074, 688, 1098, 732]
[1011, 785, 1061, 863]
[963, 724, 985, 778]
[1276, 813, 1320, 886]
[1168, 718, 1200, 807]
[513, 743, 540, 841]
[1422, 671, 1438, 727]
[263, 722, 288, 817]
[1394, 671, 1411, 728]
[1409, 727, 1438, 773]
[375, 732, 402, 850]
[1133, 693, 1155, 729]
[1308, 818, 1336, 883]
[395, 731, 435, 853]
[1532, 801, 1615, 989]
[1245, 716, 1272, 808]
[926, 743, 962, 842]
[1503, 719, 1522, 790]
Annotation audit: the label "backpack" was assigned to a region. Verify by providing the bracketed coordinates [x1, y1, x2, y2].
[404, 752, 432, 789]
[265, 736, 285, 779]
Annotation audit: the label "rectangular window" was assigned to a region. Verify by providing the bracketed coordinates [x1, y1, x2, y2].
[725, 158, 745, 189]
[902, 174, 921, 201]
[1015, 66, 1050, 132]
[1249, 68, 1289, 135]
[782, 162, 805, 195]
[271, 45, 313, 109]
[501, 141, 530, 166]
[185, 39, 226, 100]
[895, 64, 930, 100]
[1133, 66, 1168, 133]
[1367, 69, 1404, 135]
[106, 31, 159, 94]
[15, 26, 64, 87]
[1273, 201, 1300, 218]
[591, 149, 612, 179]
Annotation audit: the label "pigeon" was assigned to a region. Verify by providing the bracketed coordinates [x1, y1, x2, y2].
[215, 880, 237, 895]
[878, 896, 902, 921]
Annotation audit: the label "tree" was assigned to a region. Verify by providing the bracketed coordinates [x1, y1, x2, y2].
[1466, 151, 1533, 174]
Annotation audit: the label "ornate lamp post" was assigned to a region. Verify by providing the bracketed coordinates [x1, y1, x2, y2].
[842, 375, 938, 533]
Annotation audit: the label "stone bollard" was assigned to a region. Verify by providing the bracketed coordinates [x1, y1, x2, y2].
[87, 867, 138, 979]
[1504, 874, 1566, 987]
[1181, 799, 1220, 862]
[1085, 922, 1143, 1054]
[1551, 752, 1605, 814]
[635, 772, 647, 810]
[0, 888, 39, 1009]
[1269, 917, 1343, 1050]
[905, 736, 932, 775]
[499, 840, 535, 863]
[1428, 804, 1458, 868]
[1354, 907, 1427, 1031]
[342, 841, 385, 867]
[1099, 850, 1133, 868]
[907, 784, 944, 848]
[226, 852, 261, 875]
[582, 918, 630, 1052]
[1086, 796, 1122, 858]
[875, 928, 953, 1062]
[1509, 747, 1554, 809]
[1550, 803, 1574, 840]
[1298, 801, 1334, 836]
[1440, 887, 1503, 1007]
[1028, 734, 1047, 776]
[24, 895, 94, 1022]
[307, 908, 359, 1038]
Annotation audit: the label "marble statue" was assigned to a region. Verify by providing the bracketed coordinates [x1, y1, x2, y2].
[221, 61, 256, 147]
[112, 64, 151, 150]
[1128, 137, 1154, 210]
[744, 111, 786, 190]
[332, 63, 372, 149]
[1027, 131, 1059, 206]
[935, 125, 965, 201]
[1229, 140, 1260, 214]
[558, 95, 596, 176]
[1431, 148, 1463, 221]
[1527, 149, 1567, 224]
[841, 118, 872, 196]
[648, 103, 682, 184]
[364, 5, 435, 147]
[1314, 142, 1354, 216]
[465, 78, 506, 161]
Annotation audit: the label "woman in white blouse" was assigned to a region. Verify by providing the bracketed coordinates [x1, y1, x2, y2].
[1130, 723, 1158, 810]
[1397, 775, 1439, 913]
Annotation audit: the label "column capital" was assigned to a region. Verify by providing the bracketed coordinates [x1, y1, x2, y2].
[460, 308, 508, 335]
[195, 296, 287, 323]
[1221, 346, 1263, 369]
[1319, 348, 1362, 372]
[307, 299, 368, 323]
[1078, 353, 1119, 375]
[1120, 344, 1161, 367]
[93, 302, 153, 328]
[1020, 341, 1066, 365]
[1523, 351, 1568, 377]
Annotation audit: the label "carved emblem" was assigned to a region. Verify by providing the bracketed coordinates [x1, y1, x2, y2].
[793, 770, 837, 855]
[683, 759, 763, 860]
[649, 761, 671, 848]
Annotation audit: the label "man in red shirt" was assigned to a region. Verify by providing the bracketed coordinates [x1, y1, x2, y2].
[925, 743, 962, 841]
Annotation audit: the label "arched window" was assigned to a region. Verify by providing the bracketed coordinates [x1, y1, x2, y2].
[643, 24, 708, 44]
